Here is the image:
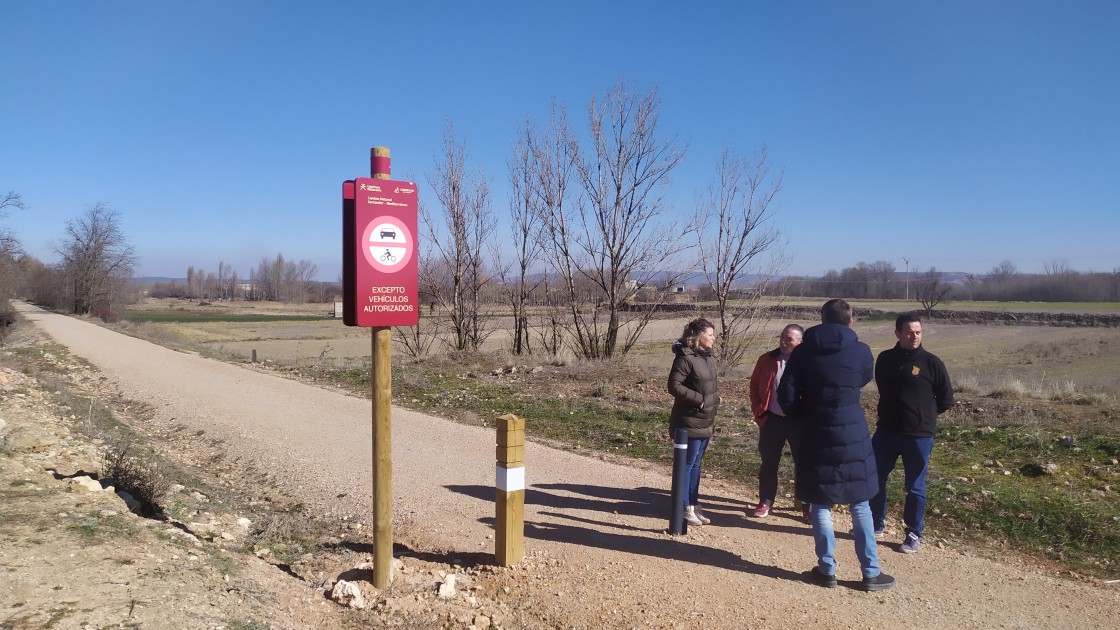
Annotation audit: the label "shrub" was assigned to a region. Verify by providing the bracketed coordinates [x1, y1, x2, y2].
[90, 302, 119, 323]
[100, 439, 170, 514]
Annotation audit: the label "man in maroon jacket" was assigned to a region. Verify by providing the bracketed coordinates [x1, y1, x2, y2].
[748, 323, 804, 518]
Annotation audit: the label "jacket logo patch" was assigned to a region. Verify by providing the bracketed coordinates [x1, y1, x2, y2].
[911, 366, 921, 376]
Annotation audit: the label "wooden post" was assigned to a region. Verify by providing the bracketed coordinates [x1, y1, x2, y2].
[495, 413, 525, 566]
[371, 146, 393, 589]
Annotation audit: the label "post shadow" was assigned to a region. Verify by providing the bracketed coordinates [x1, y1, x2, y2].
[519, 511, 805, 582]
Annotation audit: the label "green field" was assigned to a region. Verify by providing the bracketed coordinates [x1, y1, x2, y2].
[124, 311, 328, 324]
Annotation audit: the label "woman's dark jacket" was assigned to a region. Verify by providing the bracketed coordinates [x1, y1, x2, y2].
[667, 342, 719, 439]
[777, 323, 878, 505]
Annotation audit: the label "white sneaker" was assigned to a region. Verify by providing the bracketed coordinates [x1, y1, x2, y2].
[694, 506, 712, 525]
[684, 506, 704, 526]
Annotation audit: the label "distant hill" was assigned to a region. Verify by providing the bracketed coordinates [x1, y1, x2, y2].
[132, 277, 183, 284]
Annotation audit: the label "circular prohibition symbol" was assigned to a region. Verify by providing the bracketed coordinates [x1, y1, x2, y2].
[361, 216, 413, 272]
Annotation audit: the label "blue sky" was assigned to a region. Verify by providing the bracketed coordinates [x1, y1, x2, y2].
[2, 1, 1117, 281]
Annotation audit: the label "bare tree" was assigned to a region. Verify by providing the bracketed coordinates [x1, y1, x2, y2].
[1043, 259, 1072, 276]
[282, 258, 318, 303]
[697, 146, 784, 369]
[186, 266, 196, 300]
[248, 254, 317, 303]
[1, 191, 25, 252]
[963, 273, 979, 301]
[987, 260, 1018, 282]
[533, 81, 689, 359]
[868, 260, 897, 299]
[1, 191, 27, 316]
[915, 267, 952, 316]
[54, 203, 137, 315]
[419, 124, 496, 351]
[984, 260, 1019, 301]
[499, 119, 543, 355]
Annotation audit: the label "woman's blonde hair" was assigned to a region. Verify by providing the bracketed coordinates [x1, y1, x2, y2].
[678, 318, 715, 350]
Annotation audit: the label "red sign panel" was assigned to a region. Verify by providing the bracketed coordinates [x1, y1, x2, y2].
[342, 178, 419, 327]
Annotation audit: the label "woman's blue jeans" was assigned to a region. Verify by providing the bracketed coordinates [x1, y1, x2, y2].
[809, 500, 880, 578]
[685, 437, 709, 506]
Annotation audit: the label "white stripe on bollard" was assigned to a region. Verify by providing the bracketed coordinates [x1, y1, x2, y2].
[496, 464, 526, 492]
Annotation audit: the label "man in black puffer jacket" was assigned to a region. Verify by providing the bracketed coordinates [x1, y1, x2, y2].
[778, 299, 895, 592]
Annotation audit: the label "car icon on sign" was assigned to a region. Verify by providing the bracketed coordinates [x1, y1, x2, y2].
[380, 229, 397, 240]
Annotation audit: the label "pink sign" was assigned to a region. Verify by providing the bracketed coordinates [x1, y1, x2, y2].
[347, 178, 419, 327]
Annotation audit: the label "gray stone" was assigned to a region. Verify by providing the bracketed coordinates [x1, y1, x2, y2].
[117, 490, 143, 513]
[438, 574, 457, 599]
[330, 580, 365, 609]
[2, 425, 57, 452]
[68, 476, 103, 493]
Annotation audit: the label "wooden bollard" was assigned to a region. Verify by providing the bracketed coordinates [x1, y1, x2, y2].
[495, 413, 525, 566]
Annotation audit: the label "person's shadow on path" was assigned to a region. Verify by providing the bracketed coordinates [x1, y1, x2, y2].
[445, 483, 805, 583]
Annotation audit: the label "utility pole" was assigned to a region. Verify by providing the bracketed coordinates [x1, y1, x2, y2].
[902, 257, 911, 302]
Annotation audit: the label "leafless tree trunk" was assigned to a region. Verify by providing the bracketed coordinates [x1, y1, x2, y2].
[500, 119, 543, 355]
[186, 266, 196, 300]
[531, 279, 567, 358]
[394, 315, 439, 357]
[697, 146, 785, 369]
[531, 82, 689, 359]
[420, 124, 495, 352]
[916, 267, 952, 316]
[1, 191, 27, 319]
[868, 260, 897, 299]
[963, 273, 979, 301]
[54, 203, 137, 315]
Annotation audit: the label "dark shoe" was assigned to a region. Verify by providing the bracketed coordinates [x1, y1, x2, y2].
[751, 502, 771, 518]
[899, 532, 921, 554]
[861, 572, 896, 592]
[806, 567, 837, 588]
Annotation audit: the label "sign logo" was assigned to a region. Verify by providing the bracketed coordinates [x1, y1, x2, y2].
[362, 216, 413, 272]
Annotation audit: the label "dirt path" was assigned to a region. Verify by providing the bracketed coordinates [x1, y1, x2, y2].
[12, 302, 1118, 629]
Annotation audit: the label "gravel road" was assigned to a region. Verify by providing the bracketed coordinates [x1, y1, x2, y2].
[16, 301, 1117, 629]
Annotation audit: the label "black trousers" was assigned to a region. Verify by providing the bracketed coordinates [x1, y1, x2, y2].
[757, 413, 801, 504]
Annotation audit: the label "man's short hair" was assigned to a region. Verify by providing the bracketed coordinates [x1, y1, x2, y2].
[782, 324, 804, 337]
[895, 313, 922, 331]
[821, 299, 852, 325]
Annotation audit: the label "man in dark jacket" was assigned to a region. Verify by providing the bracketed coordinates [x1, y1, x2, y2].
[778, 299, 895, 591]
[871, 314, 954, 554]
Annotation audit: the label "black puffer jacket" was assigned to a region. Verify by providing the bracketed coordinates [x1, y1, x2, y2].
[667, 342, 720, 439]
[777, 323, 877, 505]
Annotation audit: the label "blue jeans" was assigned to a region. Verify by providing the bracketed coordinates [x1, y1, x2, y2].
[871, 431, 934, 537]
[685, 437, 709, 506]
[809, 501, 880, 578]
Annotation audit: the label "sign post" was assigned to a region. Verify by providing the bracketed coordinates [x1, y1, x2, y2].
[341, 146, 419, 589]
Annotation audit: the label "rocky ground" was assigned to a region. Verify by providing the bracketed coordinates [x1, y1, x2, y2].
[0, 324, 534, 629]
